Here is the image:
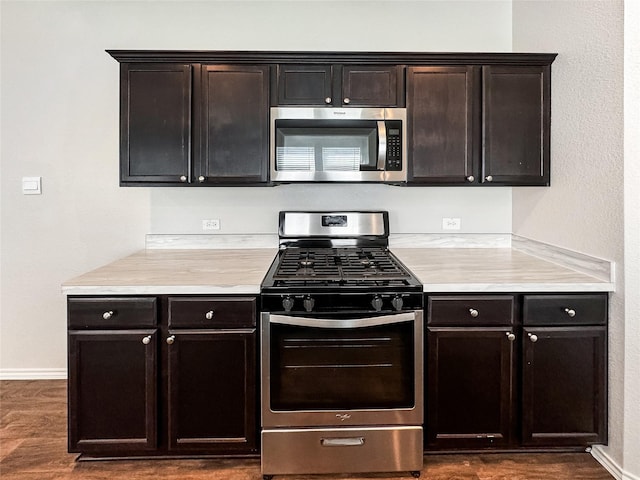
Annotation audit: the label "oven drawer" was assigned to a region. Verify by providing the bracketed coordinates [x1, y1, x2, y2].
[428, 295, 515, 326]
[168, 297, 256, 328]
[261, 426, 423, 475]
[68, 297, 157, 328]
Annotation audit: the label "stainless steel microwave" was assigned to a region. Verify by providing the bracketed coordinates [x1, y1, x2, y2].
[270, 107, 407, 183]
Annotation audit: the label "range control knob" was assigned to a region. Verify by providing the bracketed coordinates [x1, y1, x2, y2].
[282, 296, 294, 312]
[391, 295, 404, 311]
[303, 296, 315, 312]
[371, 295, 383, 312]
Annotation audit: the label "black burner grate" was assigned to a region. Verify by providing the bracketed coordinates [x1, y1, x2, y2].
[273, 247, 411, 283]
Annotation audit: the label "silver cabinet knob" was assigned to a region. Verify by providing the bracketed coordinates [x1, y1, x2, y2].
[198, 176, 205, 183]
[343, 97, 350, 104]
[142, 335, 152, 345]
[564, 308, 576, 317]
[485, 175, 494, 182]
[324, 97, 332, 104]
[166, 335, 176, 345]
[205, 310, 214, 320]
[180, 175, 187, 182]
[469, 308, 479, 318]
[528, 333, 538, 343]
[466, 175, 475, 182]
[102, 310, 114, 320]
[506, 332, 516, 342]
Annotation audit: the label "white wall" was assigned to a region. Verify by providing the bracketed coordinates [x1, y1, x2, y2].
[0, 1, 512, 373]
[511, 0, 633, 477]
[623, 1, 640, 477]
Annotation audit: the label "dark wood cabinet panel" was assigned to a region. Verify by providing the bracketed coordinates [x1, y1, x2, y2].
[428, 294, 514, 326]
[342, 65, 401, 106]
[276, 64, 333, 105]
[68, 330, 157, 453]
[198, 65, 269, 183]
[120, 64, 192, 184]
[482, 65, 551, 185]
[167, 329, 257, 452]
[168, 296, 256, 328]
[427, 327, 514, 449]
[523, 294, 607, 326]
[68, 297, 157, 329]
[521, 326, 607, 446]
[275, 64, 402, 107]
[407, 66, 478, 184]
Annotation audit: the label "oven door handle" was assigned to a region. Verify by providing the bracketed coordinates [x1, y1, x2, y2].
[268, 312, 416, 329]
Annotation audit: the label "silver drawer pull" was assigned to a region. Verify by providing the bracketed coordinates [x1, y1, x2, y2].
[564, 308, 576, 317]
[102, 310, 114, 320]
[321, 437, 365, 447]
[469, 308, 479, 318]
[205, 310, 214, 320]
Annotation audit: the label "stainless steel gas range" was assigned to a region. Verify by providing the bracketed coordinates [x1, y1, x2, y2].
[260, 211, 424, 479]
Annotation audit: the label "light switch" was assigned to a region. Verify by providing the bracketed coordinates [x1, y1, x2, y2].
[22, 176, 42, 195]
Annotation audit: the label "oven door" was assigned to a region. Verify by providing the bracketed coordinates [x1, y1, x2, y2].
[261, 310, 423, 428]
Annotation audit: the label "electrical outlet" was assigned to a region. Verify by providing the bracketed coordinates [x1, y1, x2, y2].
[202, 219, 220, 231]
[442, 217, 461, 230]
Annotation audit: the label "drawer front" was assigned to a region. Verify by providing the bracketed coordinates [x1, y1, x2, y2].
[168, 297, 256, 328]
[68, 297, 157, 328]
[428, 295, 515, 326]
[523, 294, 607, 326]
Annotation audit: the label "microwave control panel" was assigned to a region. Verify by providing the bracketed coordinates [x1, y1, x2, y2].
[385, 121, 403, 171]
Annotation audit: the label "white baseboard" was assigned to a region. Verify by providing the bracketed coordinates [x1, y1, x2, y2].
[0, 368, 67, 380]
[591, 445, 640, 480]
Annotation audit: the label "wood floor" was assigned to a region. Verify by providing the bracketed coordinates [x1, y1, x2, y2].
[1, 380, 615, 480]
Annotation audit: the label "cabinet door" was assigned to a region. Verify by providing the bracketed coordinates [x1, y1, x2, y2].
[167, 329, 257, 453]
[276, 64, 333, 105]
[482, 65, 551, 185]
[120, 63, 192, 184]
[198, 65, 269, 184]
[426, 327, 514, 449]
[342, 65, 402, 107]
[407, 66, 478, 184]
[522, 326, 607, 446]
[68, 330, 157, 453]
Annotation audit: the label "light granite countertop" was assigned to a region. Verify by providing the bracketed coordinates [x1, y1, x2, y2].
[62, 249, 277, 295]
[62, 245, 614, 295]
[392, 248, 613, 293]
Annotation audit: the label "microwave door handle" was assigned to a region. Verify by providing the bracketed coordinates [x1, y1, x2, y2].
[377, 120, 387, 170]
[269, 312, 415, 329]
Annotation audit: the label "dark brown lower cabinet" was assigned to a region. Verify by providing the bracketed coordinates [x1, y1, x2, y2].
[167, 329, 256, 453]
[521, 326, 607, 446]
[427, 327, 514, 449]
[67, 295, 258, 458]
[425, 293, 607, 452]
[68, 330, 158, 453]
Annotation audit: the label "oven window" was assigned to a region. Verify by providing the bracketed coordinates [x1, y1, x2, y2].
[270, 321, 414, 410]
[275, 124, 378, 172]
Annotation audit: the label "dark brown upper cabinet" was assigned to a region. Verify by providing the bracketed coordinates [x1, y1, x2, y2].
[196, 65, 269, 184]
[482, 65, 551, 186]
[120, 63, 192, 184]
[275, 64, 403, 107]
[407, 66, 478, 184]
[407, 64, 552, 186]
[118, 62, 269, 186]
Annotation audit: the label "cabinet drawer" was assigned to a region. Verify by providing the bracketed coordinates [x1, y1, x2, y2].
[168, 297, 256, 328]
[428, 295, 515, 326]
[68, 297, 157, 328]
[523, 294, 607, 326]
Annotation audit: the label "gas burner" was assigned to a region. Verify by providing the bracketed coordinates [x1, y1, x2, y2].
[299, 259, 314, 268]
